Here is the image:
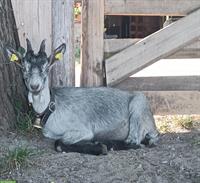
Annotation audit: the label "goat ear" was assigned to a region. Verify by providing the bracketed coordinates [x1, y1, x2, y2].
[39, 39, 46, 53]
[5, 47, 22, 67]
[26, 38, 33, 52]
[49, 43, 66, 66]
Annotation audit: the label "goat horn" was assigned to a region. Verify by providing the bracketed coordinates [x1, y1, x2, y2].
[39, 39, 46, 53]
[26, 38, 32, 52]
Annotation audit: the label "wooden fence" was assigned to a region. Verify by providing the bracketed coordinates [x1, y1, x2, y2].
[11, 0, 75, 87]
[11, 0, 200, 114]
[80, 0, 200, 114]
[81, 0, 200, 90]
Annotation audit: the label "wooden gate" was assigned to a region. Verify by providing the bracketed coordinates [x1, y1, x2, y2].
[81, 0, 200, 88]
[81, 0, 200, 114]
[11, 0, 200, 114]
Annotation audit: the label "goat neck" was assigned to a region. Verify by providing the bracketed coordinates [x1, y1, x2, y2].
[28, 78, 50, 114]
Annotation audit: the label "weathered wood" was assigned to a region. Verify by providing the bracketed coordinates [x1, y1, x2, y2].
[106, 9, 200, 86]
[169, 40, 200, 59]
[104, 39, 200, 59]
[11, 0, 52, 55]
[0, 0, 27, 130]
[12, 0, 75, 87]
[144, 91, 200, 115]
[105, 0, 200, 16]
[104, 39, 140, 54]
[81, 0, 104, 87]
[51, 0, 75, 87]
[115, 76, 200, 91]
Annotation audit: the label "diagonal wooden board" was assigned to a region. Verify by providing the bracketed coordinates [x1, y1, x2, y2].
[104, 38, 200, 59]
[105, 8, 200, 86]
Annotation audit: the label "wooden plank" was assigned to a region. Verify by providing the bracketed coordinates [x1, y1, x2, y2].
[104, 39, 139, 53]
[51, 0, 75, 87]
[169, 40, 200, 58]
[115, 76, 200, 91]
[12, 0, 75, 87]
[144, 91, 200, 115]
[105, 0, 200, 16]
[104, 39, 200, 59]
[81, 0, 104, 87]
[105, 9, 200, 86]
[12, 0, 52, 54]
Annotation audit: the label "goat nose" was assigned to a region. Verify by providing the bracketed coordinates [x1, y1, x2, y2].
[30, 84, 39, 90]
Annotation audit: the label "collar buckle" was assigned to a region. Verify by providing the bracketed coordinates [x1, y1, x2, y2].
[48, 101, 55, 113]
[33, 90, 55, 128]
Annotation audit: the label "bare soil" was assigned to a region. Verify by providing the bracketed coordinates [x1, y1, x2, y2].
[0, 117, 200, 183]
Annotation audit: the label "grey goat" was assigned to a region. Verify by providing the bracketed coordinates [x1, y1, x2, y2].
[6, 39, 159, 155]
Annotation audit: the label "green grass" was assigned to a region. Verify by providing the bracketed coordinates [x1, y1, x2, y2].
[0, 147, 34, 175]
[15, 110, 35, 134]
[13, 99, 35, 134]
[174, 116, 194, 129]
[156, 115, 195, 133]
[75, 47, 80, 59]
[158, 120, 170, 133]
[156, 116, 172, 133]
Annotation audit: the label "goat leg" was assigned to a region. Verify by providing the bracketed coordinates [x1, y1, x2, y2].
[103, 140, 141, 151]
[55, 140, 108, 155]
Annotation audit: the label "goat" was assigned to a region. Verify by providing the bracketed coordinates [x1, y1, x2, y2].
[5, 39, 159, 155]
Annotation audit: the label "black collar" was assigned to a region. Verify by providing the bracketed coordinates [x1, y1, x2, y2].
[33, 91, 55, 128]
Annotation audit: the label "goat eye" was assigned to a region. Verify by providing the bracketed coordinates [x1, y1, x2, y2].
[23, 71, 31, 79]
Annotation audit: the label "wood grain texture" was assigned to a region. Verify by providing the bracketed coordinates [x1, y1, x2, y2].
[115, 76, 200, 91]
[104, 39, 140, 53]
[11, 0, 52, 55]
[104, 39, 200, 59]
[81, 0, 104, 87]
[12, 0, 75, 87]
[144, 91, 200, 115]
[105, 0, 200, 16]
[105, 9, 200, 86]
[169, 40, 200, 59]
[51, 0, 75, 87]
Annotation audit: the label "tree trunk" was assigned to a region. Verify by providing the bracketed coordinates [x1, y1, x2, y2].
[0, 0, 27, 131]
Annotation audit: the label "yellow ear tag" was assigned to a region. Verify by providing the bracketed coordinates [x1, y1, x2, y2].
[55, 52, 62, 60]
[10, 54, 18, 62]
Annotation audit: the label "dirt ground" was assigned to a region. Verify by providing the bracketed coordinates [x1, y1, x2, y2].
[0, 117, 200, 183]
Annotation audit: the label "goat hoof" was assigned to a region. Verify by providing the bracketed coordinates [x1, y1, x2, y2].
[100, 143, 108, 155]
[55, 140, 63, 152]
[56, 145, 62, 152]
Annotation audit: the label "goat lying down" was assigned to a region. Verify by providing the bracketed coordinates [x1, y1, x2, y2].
[6, 39, 159, 155]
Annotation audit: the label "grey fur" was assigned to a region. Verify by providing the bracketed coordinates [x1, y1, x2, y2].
[6, 40, 159, 152]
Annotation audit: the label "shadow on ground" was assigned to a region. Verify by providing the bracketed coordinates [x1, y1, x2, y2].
[0, 128, 200, 183]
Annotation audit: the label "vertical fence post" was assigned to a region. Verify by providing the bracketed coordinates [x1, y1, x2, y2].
[51, 0, 75, 87]
[81, 0, 104, 87]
